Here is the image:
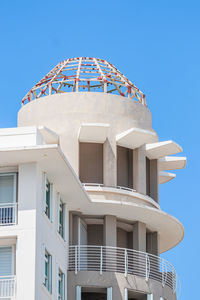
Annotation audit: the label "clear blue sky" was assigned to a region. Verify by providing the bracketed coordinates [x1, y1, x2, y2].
[0, 1, 199, 299]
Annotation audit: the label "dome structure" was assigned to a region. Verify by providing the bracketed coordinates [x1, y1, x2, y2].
[21, 57, 146, 106]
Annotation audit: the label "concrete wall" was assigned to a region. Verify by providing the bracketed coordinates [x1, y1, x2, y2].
[117, 146, 133, 189]
[88, 225, 103, 246]
[18, 92, 153, 180]
[68, 271, 176, 300]
[15, 163, 69, 300]
[79, 142, 103, 184]
[146, 158, 159, 203]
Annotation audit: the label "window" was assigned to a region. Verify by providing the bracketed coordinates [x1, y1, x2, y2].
[57, 194, 65, 239]
[44, 175, 52, 220]
[58, 268, 65, 300]
[0, 173, 17, 204]
[0, 173, 17, 225]
[44, 249, 52, 293]
[0, 246, 13, 276]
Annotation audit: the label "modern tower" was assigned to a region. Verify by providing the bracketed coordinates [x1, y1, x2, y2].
[0, 57, 186, 300]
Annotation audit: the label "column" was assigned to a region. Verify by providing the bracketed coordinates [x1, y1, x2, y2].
[103, 215, 117, 247]
[133, 222, 146, 252]
[133, 146, 146, 194]
[104, 215, 117, 272]
[103, 138, 117, 187]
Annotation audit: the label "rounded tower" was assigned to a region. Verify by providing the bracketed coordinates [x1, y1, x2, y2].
[18, 57, 186, 300]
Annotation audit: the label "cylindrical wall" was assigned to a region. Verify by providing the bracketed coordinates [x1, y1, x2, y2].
[18, 92, 153, 177]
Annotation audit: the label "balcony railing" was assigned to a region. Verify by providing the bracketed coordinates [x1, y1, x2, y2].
[82, 183, 136, 193]
[0, 276, 16, 299]
[68, 245, 177, 293]
[0, 203, 17, 226]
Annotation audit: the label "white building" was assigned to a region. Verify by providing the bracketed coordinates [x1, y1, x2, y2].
[0, 57, 186, 300]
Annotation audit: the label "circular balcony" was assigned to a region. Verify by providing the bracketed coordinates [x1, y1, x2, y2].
[68, 245, 177, 293]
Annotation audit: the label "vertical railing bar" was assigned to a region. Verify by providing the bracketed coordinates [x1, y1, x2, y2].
[75, 246, 77, 275]
[100, 246, 103, 275]
[145, 253, 148, 281]
[125, 249, 127, 277]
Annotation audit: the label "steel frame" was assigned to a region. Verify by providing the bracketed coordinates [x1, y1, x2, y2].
[22, 57, 147, 106]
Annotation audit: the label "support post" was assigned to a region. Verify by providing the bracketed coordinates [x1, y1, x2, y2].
[76, 286, 81, 300]
[107, 287, 112, 300]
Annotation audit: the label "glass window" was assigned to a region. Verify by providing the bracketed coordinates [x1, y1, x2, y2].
[44, 249, 52, 293]
[58, 195, 65, 239]
[0, 246, 13, 276]
[0, 173, 16, 204]
[45, 176, 52, 220]
[58, 268, 65, 300]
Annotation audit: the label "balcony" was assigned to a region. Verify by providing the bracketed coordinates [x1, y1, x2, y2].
[0, 203, 17, 226]
[0, 276, 16, 299]
[68, 246, 177, 293]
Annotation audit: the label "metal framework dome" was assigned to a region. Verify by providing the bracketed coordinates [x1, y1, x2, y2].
[22, 57, 147, 106]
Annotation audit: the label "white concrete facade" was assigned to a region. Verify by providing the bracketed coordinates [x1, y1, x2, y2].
[0, 63, 186, 300]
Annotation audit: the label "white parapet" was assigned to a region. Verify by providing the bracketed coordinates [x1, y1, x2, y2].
[0, 126, 59, 149]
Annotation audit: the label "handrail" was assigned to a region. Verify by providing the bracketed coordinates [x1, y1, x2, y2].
[0, 203, 17, 225]
[68, 245, 177, 293]
[82, 183, 136, 193]
[0, 275, 16, 299]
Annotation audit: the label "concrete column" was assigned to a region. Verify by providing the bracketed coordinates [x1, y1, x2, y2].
[103, 138, 116, 187]
[16, 163, 38, 300]
[103, 215, 117, 247]
[150, 159, 159, 203]
[73, 215, 80, 245]
[133, 146, 146, 194]
[133, 222, 146, 252]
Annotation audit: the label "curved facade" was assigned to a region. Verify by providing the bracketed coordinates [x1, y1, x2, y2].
[17, 58, 186, 300]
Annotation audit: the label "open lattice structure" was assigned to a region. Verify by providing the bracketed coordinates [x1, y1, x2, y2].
[22, 57, 146, 106]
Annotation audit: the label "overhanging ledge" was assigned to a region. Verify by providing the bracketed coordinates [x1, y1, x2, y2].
[78, 123, 110, 143]
[0, 145, 90, 206]
[158, 156, 187, 171]
[145, 140, 183, 159]
[116, 127, 158, 149]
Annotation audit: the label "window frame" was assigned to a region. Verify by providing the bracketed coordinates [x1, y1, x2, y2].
[57, 267, 65, 300]
[44, 174, 53, 221]
[44, 248, 52, 294]
[0, 172, 17, 204]
[57, 194, 65, 239]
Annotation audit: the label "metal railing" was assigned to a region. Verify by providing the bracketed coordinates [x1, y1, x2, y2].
[0, 276, 16, 299]
[0, 203, 17, 226]
[82, 183, 136, 193]
[68, 246, 177, 293]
